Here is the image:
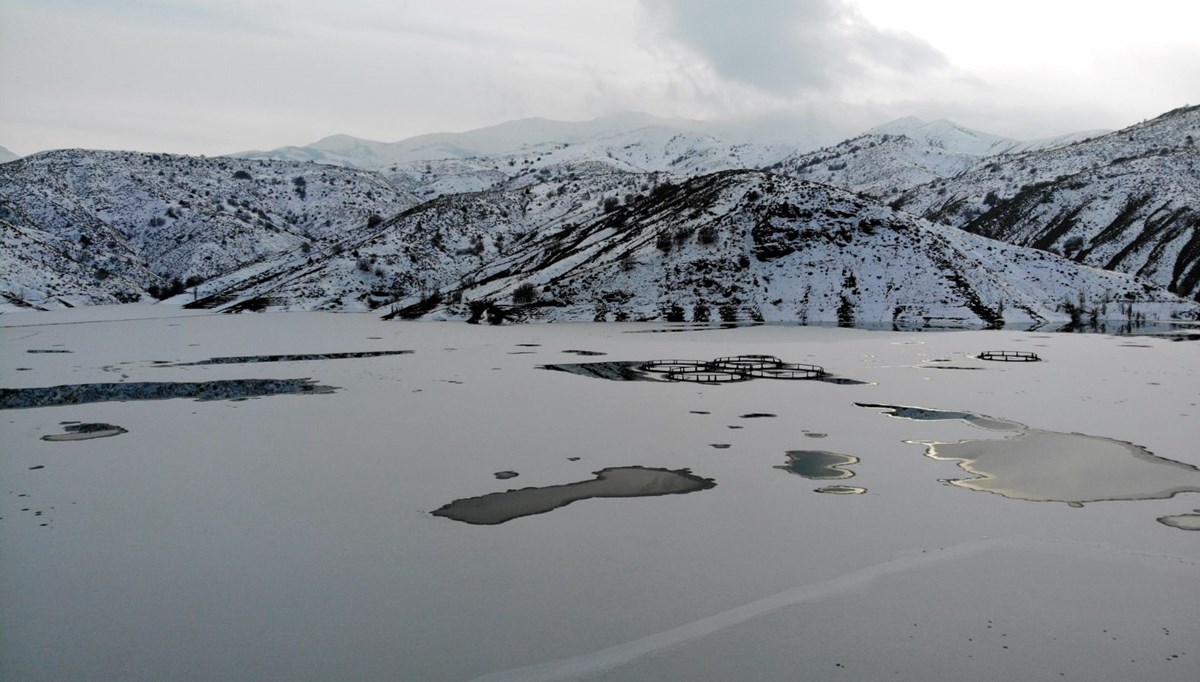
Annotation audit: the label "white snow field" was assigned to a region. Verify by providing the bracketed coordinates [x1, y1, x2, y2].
[2, 306, 1198, 681]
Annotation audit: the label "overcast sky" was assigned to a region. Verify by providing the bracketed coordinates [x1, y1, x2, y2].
[2, 0, 1198, 156]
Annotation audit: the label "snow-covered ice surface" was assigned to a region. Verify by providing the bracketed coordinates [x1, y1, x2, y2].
[2, 306, 1198, 681]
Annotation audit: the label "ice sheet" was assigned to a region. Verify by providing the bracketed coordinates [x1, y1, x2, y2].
[2, 306, 1198, 681]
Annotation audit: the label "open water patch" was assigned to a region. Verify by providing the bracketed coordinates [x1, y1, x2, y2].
[26, 349, 72, 354]
[776, 451, 859, 480]
[815, 485, 866, 495]
[171, 350, 413, 366]
[41, 423, 128, 441]
[0, 378, 335, 409]
[431, 466, 716, 525]
[855, 403, 1019, 431]
[857, 402, 1200, 513]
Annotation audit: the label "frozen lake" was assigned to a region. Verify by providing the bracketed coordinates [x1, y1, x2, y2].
[2, 306, 1198, 680]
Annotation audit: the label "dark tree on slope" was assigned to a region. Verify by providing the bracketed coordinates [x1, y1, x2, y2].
[655, 232, 673, 252]
[512, 282, 538, 304]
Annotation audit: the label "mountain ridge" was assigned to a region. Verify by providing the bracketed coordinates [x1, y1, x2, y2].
[895, 105, 1200, 299]
[3, 108, 1196, 322]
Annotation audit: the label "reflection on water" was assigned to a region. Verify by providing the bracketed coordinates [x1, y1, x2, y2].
[540, 361, 658, 382]
[1, 378, 335, 409]
[171, 350, 413, 366]
[776, 451, 859, 480]
[432, 466, 716, 525]
[623, 323, 758, 334]
[541, 359, 867, 385]
[857, 403, 1200, 515]
[1157, 512, 1200, 531]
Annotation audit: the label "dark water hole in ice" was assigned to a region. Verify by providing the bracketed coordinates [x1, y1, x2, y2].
[815, 485, 867, 495]
[432, 466, 716, 525]
[777, 451, 859, 480]
[41, 422, 128, 441]
[1, 378, 335, 409]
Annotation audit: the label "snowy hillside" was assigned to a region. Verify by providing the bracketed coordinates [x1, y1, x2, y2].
[396, 171, 1194, 328]
[1, 219, 155, 309]
[895, 105, 1200, 299]
[0, 151, 419, 309]
[182, 171, 667, 312]
[0, 146, 19, 164]
[769, 134, 983, 203]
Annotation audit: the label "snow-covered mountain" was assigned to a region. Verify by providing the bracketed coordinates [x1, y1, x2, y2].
[236, 113, 724, 166]
[235, 114, 796, 201]
[0, 150, 418, 309]
[870, 117, 1106, 157]
[895, 105, 1200, 299]
[3, 109, 1194, 322]
[0, 146, 19, 164]
[768, 119, 1106, 203]
[391, 171, 1193, 328]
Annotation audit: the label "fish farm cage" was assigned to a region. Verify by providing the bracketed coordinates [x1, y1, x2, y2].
[640, 355, 827, 383]
[977, 350, 1041, 362]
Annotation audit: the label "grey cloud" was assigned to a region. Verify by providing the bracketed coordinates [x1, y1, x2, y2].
[641, 0, 946, 94]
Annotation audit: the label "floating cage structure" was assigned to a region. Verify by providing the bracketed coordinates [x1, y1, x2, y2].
[643, 354, 828, 382]
[640, 359, 712, 373]
[709, 355, 786, 372]
[665, 369, 751, 383]
[745, 363, 826, 380]
[977, 350, 1041, 362]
